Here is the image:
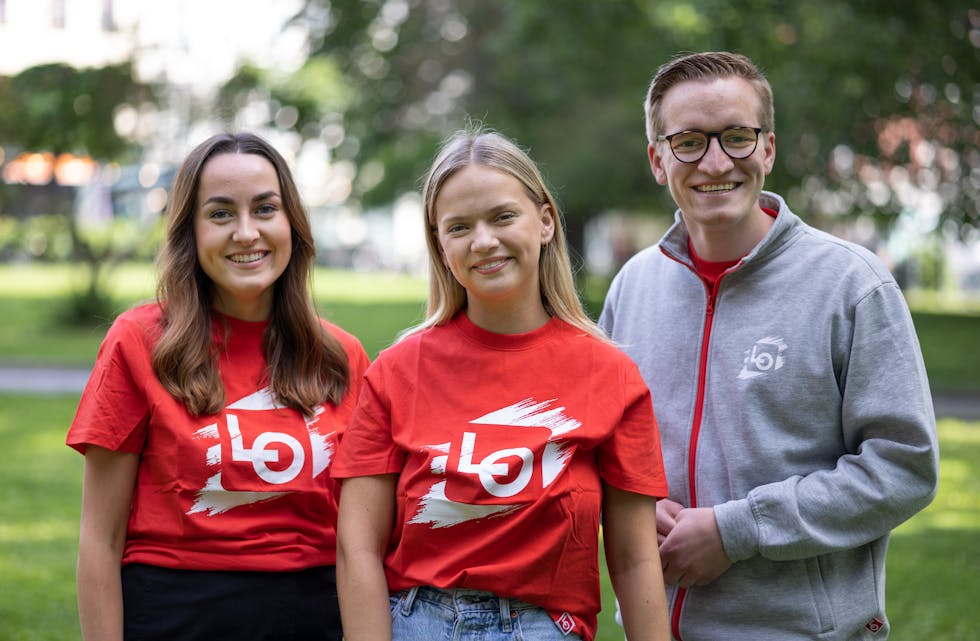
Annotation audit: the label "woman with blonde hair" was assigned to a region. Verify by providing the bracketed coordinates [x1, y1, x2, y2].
[68, 132, 369, 641]
[334, 128, 670, 641]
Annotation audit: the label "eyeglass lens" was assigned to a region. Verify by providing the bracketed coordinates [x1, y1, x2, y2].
[668, 127, 760, 162]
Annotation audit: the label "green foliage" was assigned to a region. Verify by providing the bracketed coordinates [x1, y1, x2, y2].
[9, 214, 74, 261]
[215, 57, 355, 138]
[0, 62, 153, 161]
[288, 0, 978, 241]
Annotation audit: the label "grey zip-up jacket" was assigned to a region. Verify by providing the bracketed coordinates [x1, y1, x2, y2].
[600, 191, 939, 641]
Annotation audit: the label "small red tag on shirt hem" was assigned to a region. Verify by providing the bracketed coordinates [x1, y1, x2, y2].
[555, 612, 577, 635]
[865, 617, 885, 634]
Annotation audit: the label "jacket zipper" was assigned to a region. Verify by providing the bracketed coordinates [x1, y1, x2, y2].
[671, 271, 718, 641]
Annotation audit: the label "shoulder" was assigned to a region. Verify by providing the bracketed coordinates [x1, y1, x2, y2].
[553, 321, 638, 369]
[106, 303, 164, 343]
[619, 242, 668, 274]
[794, 223, 896, 286]
[765, 193, 896, 288]
[319, 317, 365, 351]
[375, 322, 437, 360]
[117, 301, 164, 324]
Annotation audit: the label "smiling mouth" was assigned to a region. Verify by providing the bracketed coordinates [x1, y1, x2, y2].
[473, 257, 509, 272]
[695, 183, 737, 193]
[228, 252, 267, 264]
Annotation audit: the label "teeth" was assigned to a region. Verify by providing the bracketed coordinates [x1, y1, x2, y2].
[229, 252, 265, 263]
[476, 259, 507, 270]
[696, 183, 736, 192]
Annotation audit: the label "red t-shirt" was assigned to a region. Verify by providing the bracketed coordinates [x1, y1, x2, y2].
[67, 303, 370, 571]
[333, 313, 667, 641]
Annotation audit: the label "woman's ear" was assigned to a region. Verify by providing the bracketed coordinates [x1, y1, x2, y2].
[431, 225, 450, 268]
[540, 204, 556, 246]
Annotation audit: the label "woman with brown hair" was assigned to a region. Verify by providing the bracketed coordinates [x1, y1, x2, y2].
[67, 132, 368, 641]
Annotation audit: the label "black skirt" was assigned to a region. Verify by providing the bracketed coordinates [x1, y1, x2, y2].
[120, 563, 341, 641]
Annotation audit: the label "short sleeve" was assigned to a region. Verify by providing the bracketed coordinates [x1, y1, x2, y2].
[66, 314, 153, 455]
[597, 360, 668, 498]
[332, 361, 404, 478]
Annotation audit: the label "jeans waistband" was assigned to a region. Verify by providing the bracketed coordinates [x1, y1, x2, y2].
[396, 586, 539, 630]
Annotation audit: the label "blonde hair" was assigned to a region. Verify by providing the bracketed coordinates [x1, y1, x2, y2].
[644, 51, 775, 144]
[406, 127, 607, 342]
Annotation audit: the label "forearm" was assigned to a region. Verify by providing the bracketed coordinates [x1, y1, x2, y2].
[76, 446, 137, 641]
[603, 486, 669, 641]
[716, 438, 938, 563]
[337, 549, 393, 641]
[610, 560, 670, 641]
[76, 542, 124, 641]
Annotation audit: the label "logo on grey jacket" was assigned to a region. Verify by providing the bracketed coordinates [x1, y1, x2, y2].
[738, 336, 787, 379]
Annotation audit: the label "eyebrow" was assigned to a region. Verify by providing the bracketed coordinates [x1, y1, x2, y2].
[440, 201, 522, 222]
[201, 191, 281, 207]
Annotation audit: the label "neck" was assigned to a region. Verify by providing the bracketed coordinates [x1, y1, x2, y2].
[465, 298, 551, 335]
[687, 206, 774, 262]
[213, 293, 273, 322]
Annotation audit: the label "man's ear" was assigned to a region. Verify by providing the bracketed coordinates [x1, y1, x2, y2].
[762, 130, 776, 175]
[648, 143, 668, 185]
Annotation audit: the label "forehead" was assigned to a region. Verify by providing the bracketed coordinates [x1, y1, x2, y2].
[660, 76, 763, 131]
[433, 165, 529, 219]
[199, 153, 278, 193]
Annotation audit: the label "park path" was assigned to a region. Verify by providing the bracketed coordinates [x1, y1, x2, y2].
[1, 365, 979, 420]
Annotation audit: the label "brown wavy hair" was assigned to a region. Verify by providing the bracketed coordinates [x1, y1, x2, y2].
[152, 132, 349, 416]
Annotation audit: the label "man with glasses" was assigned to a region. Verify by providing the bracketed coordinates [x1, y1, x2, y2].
[600, 51, 938, 641]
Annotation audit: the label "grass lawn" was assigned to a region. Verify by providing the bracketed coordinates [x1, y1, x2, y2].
[0, 391, 976, 641]
[1, 262, 979, 394]
[0, 262, 427, 362]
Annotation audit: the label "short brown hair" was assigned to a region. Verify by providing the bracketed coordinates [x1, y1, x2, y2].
[644, 51, 774, 144]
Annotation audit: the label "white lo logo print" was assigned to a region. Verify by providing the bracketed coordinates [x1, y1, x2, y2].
[457, 431, 535, 498]
[226, 413, 305, 484]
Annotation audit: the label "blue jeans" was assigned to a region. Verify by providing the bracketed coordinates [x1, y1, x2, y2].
[390, 586, 583, 641]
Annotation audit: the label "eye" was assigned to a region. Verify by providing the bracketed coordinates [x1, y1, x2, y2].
[672, 135, 705, 150]
[495, 211, 518, 223]
[207, 208, 233, 221]
[255, 203, 279, 216]
[445, 222, 468, 234]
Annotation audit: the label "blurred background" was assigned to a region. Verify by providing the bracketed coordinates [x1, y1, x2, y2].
[0, 0, 978, 310]
[2, 6, 979, 640]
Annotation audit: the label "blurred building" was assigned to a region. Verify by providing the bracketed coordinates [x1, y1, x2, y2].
[0, 0, 427, 271]
[0, 0, 132, 74]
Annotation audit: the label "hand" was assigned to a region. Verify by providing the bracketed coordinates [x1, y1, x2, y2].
[658, 507, 732, 588]
[655, 498, 684, 545]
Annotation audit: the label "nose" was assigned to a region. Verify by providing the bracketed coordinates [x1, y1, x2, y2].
[697, 136, 734, 175]
[470, 221, 499, 252]
[232, 215, 259, 244]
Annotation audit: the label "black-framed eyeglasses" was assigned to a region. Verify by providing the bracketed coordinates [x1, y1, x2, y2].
[656, 127, 763, 163]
